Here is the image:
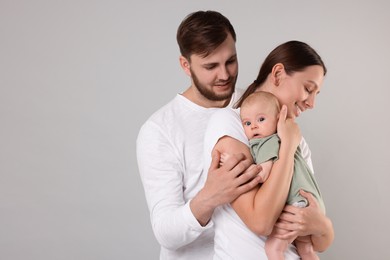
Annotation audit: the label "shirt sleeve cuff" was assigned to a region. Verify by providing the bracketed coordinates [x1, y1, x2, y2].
[183, 200, 214, 232]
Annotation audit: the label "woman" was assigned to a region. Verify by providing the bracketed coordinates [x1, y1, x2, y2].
[203, 41, 334, 259]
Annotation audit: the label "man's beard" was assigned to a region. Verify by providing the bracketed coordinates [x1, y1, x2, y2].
[191, 69, 236, 101]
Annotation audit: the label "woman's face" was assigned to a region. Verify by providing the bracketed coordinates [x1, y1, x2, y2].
[275, 65, 324, 118]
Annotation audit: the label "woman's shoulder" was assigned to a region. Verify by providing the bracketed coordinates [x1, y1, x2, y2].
[207, 108, 242, 131]
[205, 107, 248, 146]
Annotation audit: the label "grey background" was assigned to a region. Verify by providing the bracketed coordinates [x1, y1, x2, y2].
[1, 0, 389, 259]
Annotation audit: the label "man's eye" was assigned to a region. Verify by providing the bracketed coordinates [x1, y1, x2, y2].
[227, 59, 236, 64]
[205, 65, 216, 70]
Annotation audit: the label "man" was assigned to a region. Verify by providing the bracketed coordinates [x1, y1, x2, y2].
[136, 11, 262, 259]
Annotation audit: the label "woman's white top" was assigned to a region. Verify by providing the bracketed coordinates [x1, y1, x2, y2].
[203, 107, 314, 260]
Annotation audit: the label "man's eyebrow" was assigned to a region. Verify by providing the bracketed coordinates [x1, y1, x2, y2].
[227, 54, 237, 61]
[202, 54, 237, 67]
[202, 61, 218, 67]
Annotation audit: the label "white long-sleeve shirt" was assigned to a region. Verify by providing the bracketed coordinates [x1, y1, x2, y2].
[136, 91, 243, 259]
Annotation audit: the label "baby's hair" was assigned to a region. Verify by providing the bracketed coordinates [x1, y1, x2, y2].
[241, 91, 281, 116]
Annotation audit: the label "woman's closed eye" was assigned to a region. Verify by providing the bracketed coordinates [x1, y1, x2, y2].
[304, 85, 312, 93]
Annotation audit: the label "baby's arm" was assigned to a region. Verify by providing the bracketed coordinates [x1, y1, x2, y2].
[258, 160, 273, 183]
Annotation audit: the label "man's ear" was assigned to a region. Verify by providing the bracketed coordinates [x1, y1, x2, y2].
[179, 56, 191, 76]
[271, 63, 285, 86]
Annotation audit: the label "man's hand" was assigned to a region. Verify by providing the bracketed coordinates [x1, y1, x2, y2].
[191, 151, 262, 226]
[206, 151, 263, 204]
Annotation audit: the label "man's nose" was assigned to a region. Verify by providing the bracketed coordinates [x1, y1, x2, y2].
[218, 66, 229, 80]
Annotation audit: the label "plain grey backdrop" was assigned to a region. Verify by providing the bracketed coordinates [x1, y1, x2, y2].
[1, 0, 389, 259]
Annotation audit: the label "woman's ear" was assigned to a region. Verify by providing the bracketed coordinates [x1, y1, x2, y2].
[179, 56, 191, 76]
[271, 63, 285, 86]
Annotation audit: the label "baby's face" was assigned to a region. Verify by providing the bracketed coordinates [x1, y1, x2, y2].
[240, 102, 278, 139]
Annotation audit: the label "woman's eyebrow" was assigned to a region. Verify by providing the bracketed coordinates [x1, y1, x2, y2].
[307, 80, 318, 88]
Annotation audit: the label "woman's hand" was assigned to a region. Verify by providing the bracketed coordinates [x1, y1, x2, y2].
[273, 190, 325, 238]
[272, 190, 334, 251]
[277, 105, 301, 150]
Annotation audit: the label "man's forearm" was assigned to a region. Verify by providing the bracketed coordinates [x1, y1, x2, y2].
[190, 190, 216, 226]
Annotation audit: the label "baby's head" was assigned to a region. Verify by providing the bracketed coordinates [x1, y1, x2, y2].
[240, 91, 280, 140]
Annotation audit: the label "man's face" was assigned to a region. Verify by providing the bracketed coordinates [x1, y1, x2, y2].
[188, 34, 238, 102]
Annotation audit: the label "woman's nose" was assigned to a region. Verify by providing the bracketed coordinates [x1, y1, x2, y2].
[305, 94, 316, 109]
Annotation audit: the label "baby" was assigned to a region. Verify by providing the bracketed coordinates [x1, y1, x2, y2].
[221, 91, 325, 260]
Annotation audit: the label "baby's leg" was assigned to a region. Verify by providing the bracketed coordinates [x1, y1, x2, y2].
[295, 236, 319, 260]
[219, 152, 231, 167]
[265, 235, 290, 260]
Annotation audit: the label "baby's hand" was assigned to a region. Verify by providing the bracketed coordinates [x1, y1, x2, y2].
[219, 152, 231, 167]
